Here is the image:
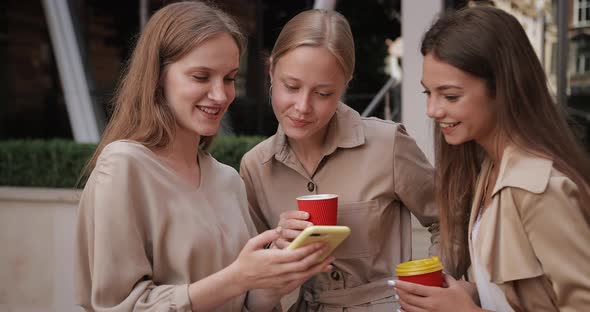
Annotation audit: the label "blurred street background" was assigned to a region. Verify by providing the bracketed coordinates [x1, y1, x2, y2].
[1, 0, 589, 149]
[1, 1, 589, 311]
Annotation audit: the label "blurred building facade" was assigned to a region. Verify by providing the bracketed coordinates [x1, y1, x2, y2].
[0, 0, 401, 142]
[483, 0, 590, 118]
[1, 0, 588, 149]
[569, 0, 590, 103]
[0, 0, 263, 141]
[462, 0, 590, 147]
[564, 0, 590, 144]
[460, 0, 558, 92]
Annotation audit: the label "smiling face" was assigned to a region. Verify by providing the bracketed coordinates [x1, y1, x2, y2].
[270, 46, 348, 144]
[161, 33, 239, 139]
[422, 53, 497, 147]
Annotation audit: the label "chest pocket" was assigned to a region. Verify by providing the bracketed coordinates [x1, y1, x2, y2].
[332, 200, 380, 259]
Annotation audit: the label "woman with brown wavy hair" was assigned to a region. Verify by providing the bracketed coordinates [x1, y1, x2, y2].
[75, 2, 333, 311]
[393, 6, 590, 312]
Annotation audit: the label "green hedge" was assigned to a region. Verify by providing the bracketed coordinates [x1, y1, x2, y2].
[0, 136, 265, 188]
[210, 136, 265, 171]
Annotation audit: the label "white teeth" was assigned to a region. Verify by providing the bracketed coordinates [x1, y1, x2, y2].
[440, 122, 459, 128]
[197, 106, 221, 115]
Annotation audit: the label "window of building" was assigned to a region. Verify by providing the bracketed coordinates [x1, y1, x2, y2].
[574, 0, 590, 27]
[575, 35, 590, 74]
[577, 52, 590, 74]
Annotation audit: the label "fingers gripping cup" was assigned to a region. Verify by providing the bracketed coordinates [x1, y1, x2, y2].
[395, 256, 444, 287]
[296, 194, 338, 225]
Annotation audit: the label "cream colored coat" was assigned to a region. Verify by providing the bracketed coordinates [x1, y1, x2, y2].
[240, 103, 440, 311]
[469, 145, 590, 312]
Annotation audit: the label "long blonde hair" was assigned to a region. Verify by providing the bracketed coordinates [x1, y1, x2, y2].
[81, 1, 245, 180]
[422, 6, 590, 277]
[269, 9, 355, 81]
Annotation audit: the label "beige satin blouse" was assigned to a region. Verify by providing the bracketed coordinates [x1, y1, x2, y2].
[76, 140, 257, 311]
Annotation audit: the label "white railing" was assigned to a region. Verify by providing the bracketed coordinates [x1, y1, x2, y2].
[361, 77, 400, 120]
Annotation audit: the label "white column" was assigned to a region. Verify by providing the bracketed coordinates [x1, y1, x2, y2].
[401, 0, 443, 164]
[314, 0, 337, 10]
[41, 0, 100, 143]
[140, 0, 149, 30]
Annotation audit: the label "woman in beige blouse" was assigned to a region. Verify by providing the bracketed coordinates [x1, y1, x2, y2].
[393, 6, 590, 311]
[75, 2, 333, 311]
[239, 9, 440, 311]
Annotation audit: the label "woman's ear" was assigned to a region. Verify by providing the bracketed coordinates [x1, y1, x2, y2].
[346, 76, 352, 88]
[268, 64, 274, 85]
[158, 68, 167, 89]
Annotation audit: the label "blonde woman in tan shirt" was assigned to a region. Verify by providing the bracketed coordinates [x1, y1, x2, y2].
[239, 10, 440, 311]
[75, 2, 334, 311]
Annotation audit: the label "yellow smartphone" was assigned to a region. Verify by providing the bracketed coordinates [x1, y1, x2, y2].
[287, 225, 351, 261]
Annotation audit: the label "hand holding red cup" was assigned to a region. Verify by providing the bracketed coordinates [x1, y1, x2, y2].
[395, 256, 444, 287]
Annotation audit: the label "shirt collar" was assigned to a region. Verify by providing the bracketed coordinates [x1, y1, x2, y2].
[261, 103, 366, 163]
[490, 144, 553, 196]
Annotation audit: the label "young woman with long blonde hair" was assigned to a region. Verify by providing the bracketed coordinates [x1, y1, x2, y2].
[240, 9, 439, 311]
[75, 2, 332, 311]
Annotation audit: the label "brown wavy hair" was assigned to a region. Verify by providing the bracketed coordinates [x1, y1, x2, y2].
[80, 1, 245, 181]
[421, 6, 590, 277]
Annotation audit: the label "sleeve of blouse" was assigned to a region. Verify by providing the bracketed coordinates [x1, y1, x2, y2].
[392, 125, 440, 256]
[515, 176, 590, 312]
[239, 155, 272, 233]
[75, 146, 192, 312]
[236, 174, 260, 239]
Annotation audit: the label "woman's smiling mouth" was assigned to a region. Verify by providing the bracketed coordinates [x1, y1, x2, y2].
[440, 121, 460, 128]
[196, 105, 221, 116]
[288, 116, 312, 127]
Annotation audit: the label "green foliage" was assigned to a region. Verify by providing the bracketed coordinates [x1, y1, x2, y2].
[0, 136, 265, 188]
[0, 140, 95, 188]
[210, 136, 266, 171]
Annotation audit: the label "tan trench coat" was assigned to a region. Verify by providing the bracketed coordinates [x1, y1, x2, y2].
[469, 145, 590, 312]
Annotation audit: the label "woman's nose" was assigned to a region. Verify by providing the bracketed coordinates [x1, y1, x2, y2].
[294, 93, 312, 114]
[208, 80, 228, 103]
[426, 99, 444, 119]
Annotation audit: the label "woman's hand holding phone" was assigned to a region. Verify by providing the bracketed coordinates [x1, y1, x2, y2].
[230, 228, 334, 293]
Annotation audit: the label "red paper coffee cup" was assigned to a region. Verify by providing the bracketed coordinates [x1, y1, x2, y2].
[296, 194, 338, 225]
[395, 256, 444, 287]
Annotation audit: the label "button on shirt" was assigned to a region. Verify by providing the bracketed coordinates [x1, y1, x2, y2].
[330, 271, 341, 281]
[240, 103, 440, 311]
[307, 182, 315, 192]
